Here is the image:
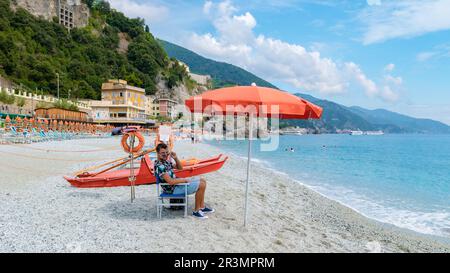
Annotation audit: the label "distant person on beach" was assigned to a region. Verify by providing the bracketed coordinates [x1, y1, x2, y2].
[111, 127, 122, 136]
[154, 143, 214, 219]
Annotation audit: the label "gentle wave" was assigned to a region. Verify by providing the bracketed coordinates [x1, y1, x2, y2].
[208, 136, 450, 238]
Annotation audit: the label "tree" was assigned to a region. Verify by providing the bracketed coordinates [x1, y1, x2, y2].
[83, 0, 95, 8]
[95, 0, 111, 14]
[16, 97, 26, 107]
[0, 0, 182, 100]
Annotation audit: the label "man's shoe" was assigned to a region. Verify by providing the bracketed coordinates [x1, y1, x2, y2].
[193, 210, 208, 219]
[201, 207, 215, 214]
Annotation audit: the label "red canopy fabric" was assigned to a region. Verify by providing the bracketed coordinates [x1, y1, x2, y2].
[185, 86, 322, 119]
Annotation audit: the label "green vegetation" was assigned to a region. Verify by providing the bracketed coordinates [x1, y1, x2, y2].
[164, 58, 189, 89]
[35, 101, 49, 109]
[53, 99, 79, 111]
[16, 97, 25, 107]
[0, 0, 182, 99]
[283, 93, 450, 134]
[159, 39, 277, 89]
[0, 90, 15, 104]
[154, 115, 172, 123]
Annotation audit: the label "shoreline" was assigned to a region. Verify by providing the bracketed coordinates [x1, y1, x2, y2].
[0, 137, 449, 252]
[205, 137, 450, 240]
[197, 140, 450, 249]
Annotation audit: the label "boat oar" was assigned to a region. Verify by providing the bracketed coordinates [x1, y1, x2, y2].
[90, 148, 155, 178]
[74, 156, 129, 176]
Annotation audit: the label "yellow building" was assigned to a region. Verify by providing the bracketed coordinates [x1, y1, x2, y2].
[145, 95, 160, 118]
[90, 80, 148, 125]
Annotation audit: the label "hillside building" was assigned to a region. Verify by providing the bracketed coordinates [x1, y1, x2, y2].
[14, 0, 90, 29]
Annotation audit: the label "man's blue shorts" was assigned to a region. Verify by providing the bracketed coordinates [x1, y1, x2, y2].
[173, 177, 200, 195]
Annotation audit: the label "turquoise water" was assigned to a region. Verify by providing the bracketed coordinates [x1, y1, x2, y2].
[208, 134, 450, 236]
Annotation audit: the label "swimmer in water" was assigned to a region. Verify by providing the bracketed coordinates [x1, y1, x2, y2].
[290, 147, 294, 152]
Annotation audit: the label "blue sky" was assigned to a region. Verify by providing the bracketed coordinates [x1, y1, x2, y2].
[108, 0, 450, 125]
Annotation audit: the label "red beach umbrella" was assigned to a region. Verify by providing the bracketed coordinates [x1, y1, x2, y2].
[186, 85, 322, 119]
[185, 85, 323, 226]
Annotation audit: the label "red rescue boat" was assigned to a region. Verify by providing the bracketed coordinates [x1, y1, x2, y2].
[64, 154, 228, 188]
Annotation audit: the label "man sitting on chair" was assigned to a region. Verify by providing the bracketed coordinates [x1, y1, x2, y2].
[154, 143, 214, 219]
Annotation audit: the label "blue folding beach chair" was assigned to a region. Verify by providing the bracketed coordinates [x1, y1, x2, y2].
[39, 130, 51, 141]
[10, 126, 29, 143]
[155, 174, 189, 219]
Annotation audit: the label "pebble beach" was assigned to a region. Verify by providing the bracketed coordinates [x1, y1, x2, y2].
[1, 137, 450, 253]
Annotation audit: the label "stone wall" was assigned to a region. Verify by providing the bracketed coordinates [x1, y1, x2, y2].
[13, 0, 89, 28]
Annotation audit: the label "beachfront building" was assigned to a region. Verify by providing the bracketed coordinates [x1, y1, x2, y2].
[0, 78, 91, 119]
[89, 80, 149, 126]
[35, 107, 89, 122]
[158, 98, 178, 118]
[145, 95, 160, 118]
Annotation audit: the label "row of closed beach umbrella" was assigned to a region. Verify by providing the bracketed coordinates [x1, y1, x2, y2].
[1, 115, 113, 144]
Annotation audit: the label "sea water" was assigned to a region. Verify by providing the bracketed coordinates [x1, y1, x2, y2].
[208, 134, 450, 237]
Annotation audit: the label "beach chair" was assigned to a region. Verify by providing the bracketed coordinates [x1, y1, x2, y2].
[9, 126, 29, 143]
[156, 175, 189, 219]
[39, 130, 50, 142]
[47, 130, 59, 140]
[31, 128, 44, 142]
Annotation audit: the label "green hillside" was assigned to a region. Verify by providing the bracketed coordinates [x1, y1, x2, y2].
[282, 94, 383, 132]
[0, 0, 187, 99]
[348, 106, 450, 134]
[159, 39, 277, 89]
[285, 94, 450, 134]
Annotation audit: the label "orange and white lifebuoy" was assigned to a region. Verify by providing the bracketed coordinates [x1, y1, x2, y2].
[121, 131, 145, 153]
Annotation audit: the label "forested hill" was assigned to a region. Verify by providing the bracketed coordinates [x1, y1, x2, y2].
[284, 93, 450, 134]
[0, 0, 188, 99]
[159, 39, 277, 89]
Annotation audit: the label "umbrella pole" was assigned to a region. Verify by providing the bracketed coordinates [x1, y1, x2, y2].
[129, 135, 136, 203]
[244, 115, 253, 227]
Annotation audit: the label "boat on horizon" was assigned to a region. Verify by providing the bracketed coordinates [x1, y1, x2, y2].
[280, 128, 304, 135]
[364, 130, 384, 135]
[349, 130, 363, 135]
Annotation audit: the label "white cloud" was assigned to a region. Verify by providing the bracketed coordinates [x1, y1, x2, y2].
[367, 0, 381, 6]
[203, 1, 213, 14]
[344, 62, 377, 97]
[108, 0, 169, 24]
[380, 86, 399, 102]
[360, 0, 450, 44]
[385, 75, 402, 85]
[416, 52, 436, 62]
[384, 63, 395, 72]
[416, 44, 450, 62]
[185, 0, 400, 102]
